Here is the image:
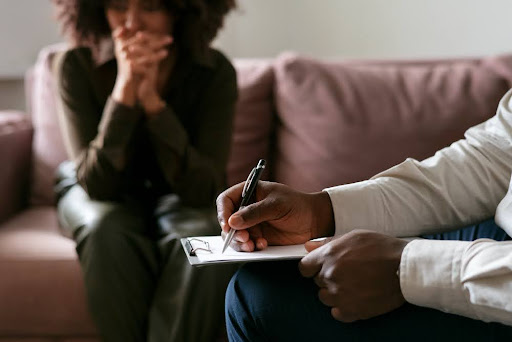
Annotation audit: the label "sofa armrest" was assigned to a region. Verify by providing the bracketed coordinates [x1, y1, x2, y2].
[0, 111, 33, 223]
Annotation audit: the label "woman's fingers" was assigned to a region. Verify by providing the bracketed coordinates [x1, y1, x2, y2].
[121, 31, 172, 56]
[123, 49, 167, 75]
[112, 26, 130, 40]
[132, 49, 168, 66]
[123, 43, 169, 62]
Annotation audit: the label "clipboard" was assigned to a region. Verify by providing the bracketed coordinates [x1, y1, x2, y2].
[181, 236, 307, 266]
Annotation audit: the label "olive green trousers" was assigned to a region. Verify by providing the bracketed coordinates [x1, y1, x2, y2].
[57, 185, 235, 342]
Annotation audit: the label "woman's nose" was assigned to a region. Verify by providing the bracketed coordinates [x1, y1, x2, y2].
[125, 6, 142, 31]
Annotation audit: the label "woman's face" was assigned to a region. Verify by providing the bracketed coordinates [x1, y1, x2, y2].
[105, 0, 174, 36]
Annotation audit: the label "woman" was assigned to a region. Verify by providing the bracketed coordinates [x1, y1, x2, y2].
[52, 0, 237, 341]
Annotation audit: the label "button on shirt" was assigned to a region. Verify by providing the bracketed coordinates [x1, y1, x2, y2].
[324, 89, 512, 326]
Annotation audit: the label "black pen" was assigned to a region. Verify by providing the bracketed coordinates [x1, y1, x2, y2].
[221, 159, 266, 253]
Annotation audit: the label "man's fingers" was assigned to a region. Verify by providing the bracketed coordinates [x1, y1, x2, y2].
[216, 182, 245, 232]
[231, 226, 267, 252]
[240, 240, 256, 252]
[228, 196, 281, 230]
[313, 275, 327, 288]
[255, 237, 268, 250]
[304, 237, 333, 252]
[298, 248, 323, 278]
[318, 288, 335, 307]
[228, 241, 244, 252]
[233, 230, 250, 243]
[331, 307, 358, 323]
[229, 239, 255, 252]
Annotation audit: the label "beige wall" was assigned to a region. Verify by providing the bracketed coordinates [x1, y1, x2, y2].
[214, 0, 512, 59]
[2, 0, 512, 111]
[0, 1, 61, 78]
[0, 0, 60, 111]
[0, 80, 25, 111]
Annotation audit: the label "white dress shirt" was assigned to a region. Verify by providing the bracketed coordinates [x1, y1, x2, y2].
[325, 89, 512, 326]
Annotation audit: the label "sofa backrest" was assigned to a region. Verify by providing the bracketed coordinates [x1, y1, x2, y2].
[0, 111, 33, 222]
[272, 53, 512, 192]
[28, 44, 68, 206]
[27, 45, 512, 205]
[227, 60, 274, 186]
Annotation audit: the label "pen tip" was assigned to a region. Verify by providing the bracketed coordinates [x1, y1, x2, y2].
[257, 159, 266, 168]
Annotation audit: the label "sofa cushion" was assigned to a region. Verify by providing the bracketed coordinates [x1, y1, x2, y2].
[0, 207, 96, 336]
[0, 111, 32, 223]
[273, 53, 512, 192]
[227, 60, 274, 185]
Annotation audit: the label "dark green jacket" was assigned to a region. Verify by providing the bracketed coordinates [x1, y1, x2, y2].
[56, 46, 237, 207]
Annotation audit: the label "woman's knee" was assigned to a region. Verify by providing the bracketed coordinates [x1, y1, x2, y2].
[157, 206, 219, 238]
[74, 204, 147, 256]
[58, 185, 146, 240]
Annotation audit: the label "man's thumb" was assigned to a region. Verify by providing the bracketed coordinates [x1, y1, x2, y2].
[305, 237, 333, 252]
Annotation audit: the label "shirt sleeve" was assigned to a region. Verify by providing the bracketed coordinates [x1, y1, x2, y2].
[400, 239, 512, 325]
[324, 89, 512, 238]
[145, 57, 238, 207]
[56, 49, 143, 201]
[323, 89, 512, 324]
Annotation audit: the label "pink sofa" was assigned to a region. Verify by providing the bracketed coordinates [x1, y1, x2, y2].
[2, 44, 512, 341]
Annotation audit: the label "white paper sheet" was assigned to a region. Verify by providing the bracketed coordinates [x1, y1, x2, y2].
[181, 236, 307, 265]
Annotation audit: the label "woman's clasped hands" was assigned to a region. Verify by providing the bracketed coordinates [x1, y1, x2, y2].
[112, 26, 173, 115]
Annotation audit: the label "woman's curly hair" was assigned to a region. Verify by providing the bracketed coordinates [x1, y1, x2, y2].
[53, 0, 236, 60]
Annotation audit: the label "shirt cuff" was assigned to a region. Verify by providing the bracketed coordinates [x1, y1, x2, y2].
[324, 180, 385, 236]
[400, 239, 472, 315]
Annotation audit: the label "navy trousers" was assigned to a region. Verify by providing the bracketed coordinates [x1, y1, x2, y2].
[225, 219, 512, 342]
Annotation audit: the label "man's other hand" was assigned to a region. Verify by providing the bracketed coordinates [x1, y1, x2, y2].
[299, 230, 409, 322]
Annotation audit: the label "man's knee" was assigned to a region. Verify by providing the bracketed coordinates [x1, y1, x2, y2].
[226, 262, 296, 320]
[226, 262, 315, 341]
[225, 264, 266, 339]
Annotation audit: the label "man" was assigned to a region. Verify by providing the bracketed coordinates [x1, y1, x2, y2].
[216, 90, 512, 341]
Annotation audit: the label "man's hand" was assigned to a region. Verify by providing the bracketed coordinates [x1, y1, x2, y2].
[216, 181, 335, 252]
[299, 230, 409, 322]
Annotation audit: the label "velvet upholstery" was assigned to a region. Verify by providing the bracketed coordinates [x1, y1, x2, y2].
[227, 60, 274, 185]
[273, 53, 512, 192]
[28, 44, 68, 206]
[0, 111, 32, 224]
[0, 207, 96, 337]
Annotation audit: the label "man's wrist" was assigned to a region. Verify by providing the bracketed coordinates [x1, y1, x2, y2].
[310, 191, 335, 238]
